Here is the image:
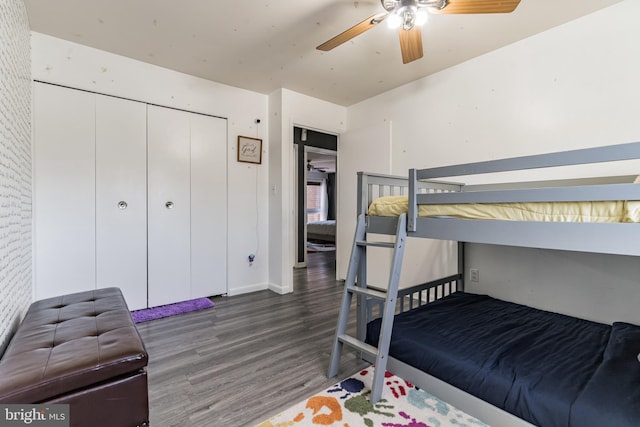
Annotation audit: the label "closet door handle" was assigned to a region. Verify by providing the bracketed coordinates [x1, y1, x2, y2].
[118, 201, 128, 210]
[165, 201, 174, 209]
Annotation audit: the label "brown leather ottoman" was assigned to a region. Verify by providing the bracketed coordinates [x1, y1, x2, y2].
[0, 287, 149, 427]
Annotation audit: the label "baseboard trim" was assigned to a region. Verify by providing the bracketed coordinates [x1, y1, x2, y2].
[226, 282, 268, 296]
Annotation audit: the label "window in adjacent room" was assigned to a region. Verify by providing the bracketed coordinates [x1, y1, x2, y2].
[307, 181, 325, 222]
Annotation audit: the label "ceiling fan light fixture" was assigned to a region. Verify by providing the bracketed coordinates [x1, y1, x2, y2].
[387, 12, 402, 29]
[387, 0, 429, 31]
[388, 5, 421, 30]
[415, 8, 428, 26]
[382, 0, 398, 12]
[401, 6, 417, 30]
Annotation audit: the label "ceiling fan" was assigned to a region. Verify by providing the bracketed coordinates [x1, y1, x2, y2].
[317, 0, 522, 64]
[307, 159, 328, 173]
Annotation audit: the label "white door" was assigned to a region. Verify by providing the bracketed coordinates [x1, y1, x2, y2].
[336, 122, 392, 281]
[190, 114, 227, 298]
[147, 105, 192, 306]
[34, 83, 96, 300]
[95, 95, 148, 310]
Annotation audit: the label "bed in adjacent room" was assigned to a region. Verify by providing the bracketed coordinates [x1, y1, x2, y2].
[307, 219, 336, 243]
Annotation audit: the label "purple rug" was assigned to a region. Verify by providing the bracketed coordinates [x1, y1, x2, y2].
[131, 298, 214, 323]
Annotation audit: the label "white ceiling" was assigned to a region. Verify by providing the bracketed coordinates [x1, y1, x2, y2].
[24, 0, 621, 106]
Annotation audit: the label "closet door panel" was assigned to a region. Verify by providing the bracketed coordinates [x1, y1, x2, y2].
[190, 114, 227, 298]
[147, 105, 191, 307]
[96, 95, 148, 310]
[34, 83, 96, 300]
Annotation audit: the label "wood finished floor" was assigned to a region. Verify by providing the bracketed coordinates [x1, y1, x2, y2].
[136, 251, 368, 427]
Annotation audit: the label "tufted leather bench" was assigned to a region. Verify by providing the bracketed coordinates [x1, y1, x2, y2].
[0, 287, 149, 427]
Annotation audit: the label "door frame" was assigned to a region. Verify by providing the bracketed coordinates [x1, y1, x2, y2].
[290, 124, 339, 275]
[293, 143, 305, 269]
[295, 146, 337, 268]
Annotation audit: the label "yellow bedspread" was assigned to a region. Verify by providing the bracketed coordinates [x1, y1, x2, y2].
[368, 196, 640, 223]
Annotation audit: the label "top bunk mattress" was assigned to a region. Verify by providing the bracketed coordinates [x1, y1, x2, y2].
[366, 292, 640, 427]
[368, 195, 640, 223]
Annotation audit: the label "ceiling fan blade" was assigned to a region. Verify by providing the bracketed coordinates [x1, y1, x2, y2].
[317, 13, 387, 51]
[432, 0, 521, 14]
[399, 26, 423, 64]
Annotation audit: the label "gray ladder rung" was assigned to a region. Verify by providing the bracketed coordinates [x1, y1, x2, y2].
[337, 334, 378, 359]
[356, 240, 395, 248]
[328, 213, 408, 404]
[348, 286, 386, 301]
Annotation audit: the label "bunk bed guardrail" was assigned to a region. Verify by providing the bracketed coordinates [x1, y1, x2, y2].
[355, 171, 466, 322]
[404, 143, 640, 255]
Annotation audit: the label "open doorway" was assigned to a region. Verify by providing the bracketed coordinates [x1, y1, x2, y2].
[305, 150, 337, 255]
[293, 127, 337, 272]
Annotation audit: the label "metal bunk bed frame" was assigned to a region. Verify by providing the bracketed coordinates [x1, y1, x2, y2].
[330, 141, 640, 426]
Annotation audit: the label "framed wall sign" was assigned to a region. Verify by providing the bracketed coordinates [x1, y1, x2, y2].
[237, 136, 262, 164]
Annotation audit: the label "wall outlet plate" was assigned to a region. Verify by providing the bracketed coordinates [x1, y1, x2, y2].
[470, 268, 479, 283]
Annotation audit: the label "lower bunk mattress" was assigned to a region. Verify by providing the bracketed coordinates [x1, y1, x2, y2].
[366, 292, 640, 427]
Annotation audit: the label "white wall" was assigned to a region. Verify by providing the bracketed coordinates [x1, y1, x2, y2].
[268, 89, 346, 293]
[268, 89, 285, 292]
[345, 1, 640, 324]
[0, 0, 31, 354]
[31, 32, 269, 296]
[350, 1, 640, 175]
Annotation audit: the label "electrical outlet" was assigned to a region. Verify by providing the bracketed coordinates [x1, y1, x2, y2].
[470, 268, 479, 283]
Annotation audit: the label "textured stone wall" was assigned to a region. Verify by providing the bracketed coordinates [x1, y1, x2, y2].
[0, 0, 32, 354]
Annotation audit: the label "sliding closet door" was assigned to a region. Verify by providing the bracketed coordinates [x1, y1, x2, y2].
[33, 83, 96, 299]
[96, 95, 148, 310]
[190, 114, 227, 298]
[147, 105, 191, 307]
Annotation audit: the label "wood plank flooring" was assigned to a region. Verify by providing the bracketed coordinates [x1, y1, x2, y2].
[137, 251, 368, 426]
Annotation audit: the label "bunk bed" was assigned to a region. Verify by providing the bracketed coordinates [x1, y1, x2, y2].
[353, 142, 640, 427]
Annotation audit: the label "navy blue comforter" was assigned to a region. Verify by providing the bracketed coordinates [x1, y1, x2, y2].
[366, 292, 640, 427]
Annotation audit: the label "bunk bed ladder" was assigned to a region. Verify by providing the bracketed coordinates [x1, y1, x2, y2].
[328, 213, 407, 404]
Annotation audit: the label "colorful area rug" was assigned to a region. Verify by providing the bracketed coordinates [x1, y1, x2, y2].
[256, 367, 488, 427]
[131, 298, 213, 323]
